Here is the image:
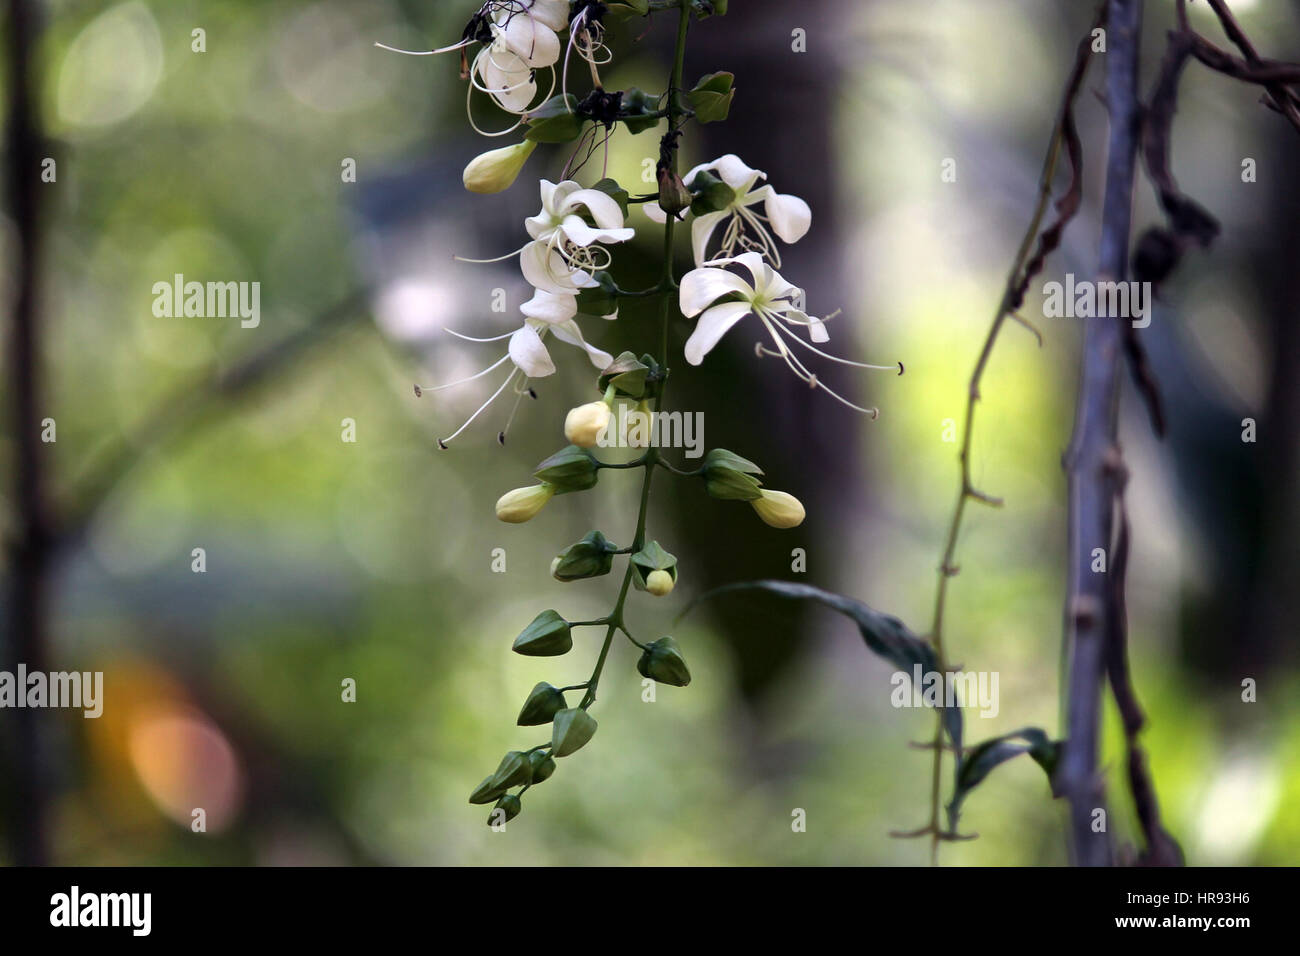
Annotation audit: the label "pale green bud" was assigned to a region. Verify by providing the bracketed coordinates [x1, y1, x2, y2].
[750, 489, 806, 529]
[463, 140, 538, 194]
[495, 483, 555, 523]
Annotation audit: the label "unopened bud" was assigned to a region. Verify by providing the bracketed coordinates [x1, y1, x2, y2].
[637, 636, 692, 687]
[564, 400, 612, 447]
[551, 707, 598, 757]
[463, 140, 538, 194]
[552, 530, 617, 582]
[513, 610, 573, 656]
[528, 750, 557, 783]
[645, 569, 674, 596]
[488, 793, 522, 825]
[495, 483, 555, 523]
[517, 682, 567, 725]
[750, 489, 805, 529]
[533, 445, 599, 494]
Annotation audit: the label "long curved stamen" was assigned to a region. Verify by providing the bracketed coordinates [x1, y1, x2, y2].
[561, 8, 587, 103]
[423, 352, 511, 392]
[454, 242, 531, 264]
[374, 40, 470, 56]
[439, 367, 519, 447]
[498, 376, 535, 445]
[755, 312, 880, 417]
[768, 312, 899, 371]
[736, 204, 781, 268]
[444, 328, 516, 343]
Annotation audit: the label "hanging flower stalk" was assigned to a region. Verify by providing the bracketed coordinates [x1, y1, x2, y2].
[382, 0, 900, 827]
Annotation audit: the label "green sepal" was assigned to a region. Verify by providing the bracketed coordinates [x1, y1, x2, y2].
[701, 447, 765, 501]
[513, 610, 573, 657]
[637, 636, 692, 687]
[517, 682, 568, 725]
[630, 540, 678, 591]
[533, 445, 599, 493]
[551, 707, 598, 757]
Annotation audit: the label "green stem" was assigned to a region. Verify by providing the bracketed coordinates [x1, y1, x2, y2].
[579, 0, 692, 711]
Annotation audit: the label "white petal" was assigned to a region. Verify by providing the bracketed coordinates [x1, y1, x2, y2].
[703, 154, 765, 192]
[520, 241, 597, 294]
[509, 323, 556, 377]
[527, 0, 571, 33]
[779, 308, 830, 343]
[690, 211, 729, 268]
[477, 48, 536, 113]
[560, 214, 633, 248]
[494, 15, 559, 68]
[550, 319, 614, 368]
[764, 190, 812, 244]
[679, 266, 753, 317]
[684, 301, 753, 365]
[560, 188, 627, 230]
[520, 289, 578, 323]
[641, 202, 668, 225]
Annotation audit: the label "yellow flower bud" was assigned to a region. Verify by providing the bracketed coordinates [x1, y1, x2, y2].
[564, 401, 612, 448]
[750, 489, 805, 529]
[495, 483, 555, 523]
[463, 140, 538, 194]
[645, 569, 675, 597]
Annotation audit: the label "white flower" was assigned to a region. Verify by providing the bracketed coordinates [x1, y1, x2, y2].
[520, 179, 635, 294]
[377, 1, 569, 124]
[679, 251, 892, 415]
[645, 154, 811, 268]
[526, 180, 635, 248]
[419, 289, 612, 447]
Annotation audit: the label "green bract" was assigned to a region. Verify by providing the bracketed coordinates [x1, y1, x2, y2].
[551, 708, 598, 757]
[552, 531, 617, 582]
[689, 170, 736, 215]
[598, 351, 651, 399]
[513, 610, 573, 656]
[489, 750, 535, 790]
[701, 448, 764, 501]
[517, 682, 568, 725]
[637, 637, 692, 687]
[619, 87, 661, 134]
[533, 445, 599, 493]
[525, 94, 584, 143]
[687, 72, 735, 124]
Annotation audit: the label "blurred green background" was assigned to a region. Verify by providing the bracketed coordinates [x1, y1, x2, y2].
[1, 0, 1297, 865]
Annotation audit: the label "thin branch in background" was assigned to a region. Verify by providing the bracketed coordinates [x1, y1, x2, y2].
[1203, 0, 1300, 133]
[2, 0, 51, 866]
[901, 5, 1105, 864]
[1058, 0, 1145, 869]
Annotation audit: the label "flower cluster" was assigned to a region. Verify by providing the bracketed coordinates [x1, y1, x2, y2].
[382, 0, 892, 828]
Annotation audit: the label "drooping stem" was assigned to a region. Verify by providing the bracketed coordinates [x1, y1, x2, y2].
[578, 0, 690, 713]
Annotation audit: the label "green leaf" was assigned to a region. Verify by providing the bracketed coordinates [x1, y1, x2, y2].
[946, 728, 1059, 833]
[619, 87, 661, 135]
[551, 708, 598, 757]
[685, 581, 962, 756]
